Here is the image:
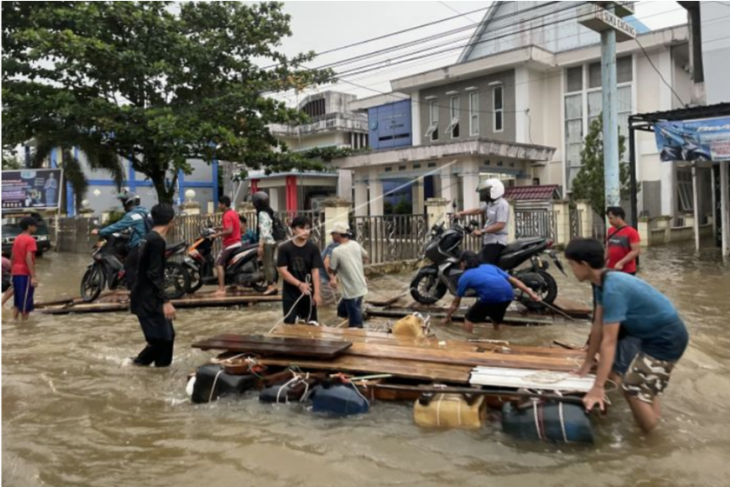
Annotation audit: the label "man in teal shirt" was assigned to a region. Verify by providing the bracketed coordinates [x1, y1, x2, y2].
[567, 238, 689, 433]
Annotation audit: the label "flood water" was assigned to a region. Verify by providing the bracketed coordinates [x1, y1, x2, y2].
[3, 245, 730, 487]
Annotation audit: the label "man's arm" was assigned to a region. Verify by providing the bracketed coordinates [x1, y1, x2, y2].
[456, 208, 484, 217]
[507, 276, 540, 300]
[582, 322, 620, 412]
[578, 305, 604, 375]
[616, 243, 640, 270]
[445, 296, 461, 321]
[146, 239, 169, 304]
[99, 213, 134, 236]
[312, 268, 321, 305]
[26, 250, 37, 286]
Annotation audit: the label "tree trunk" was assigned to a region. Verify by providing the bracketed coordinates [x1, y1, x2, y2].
[152, 176, 175, 204]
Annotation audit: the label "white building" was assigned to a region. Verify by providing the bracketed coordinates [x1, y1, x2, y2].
[334, 1, 696, 221]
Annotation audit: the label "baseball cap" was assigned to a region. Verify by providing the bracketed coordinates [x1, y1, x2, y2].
[330, 221, 350, 235]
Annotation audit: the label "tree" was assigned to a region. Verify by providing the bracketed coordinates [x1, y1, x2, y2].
[2, 1, 332, 203]
[571, 116, 635, 214]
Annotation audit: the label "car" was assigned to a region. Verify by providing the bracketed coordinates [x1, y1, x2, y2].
[2, 212, 52, 257]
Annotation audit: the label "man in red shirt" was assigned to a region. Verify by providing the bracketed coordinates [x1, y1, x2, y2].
[605, 206, 640, 275]
[11, 217, 39, 320]
[212, 195, 241, 296]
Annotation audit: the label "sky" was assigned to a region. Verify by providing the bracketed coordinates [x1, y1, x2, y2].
[267, 1, 688, 105]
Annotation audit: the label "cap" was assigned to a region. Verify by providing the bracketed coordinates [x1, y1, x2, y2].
[330, 221, 350, 235]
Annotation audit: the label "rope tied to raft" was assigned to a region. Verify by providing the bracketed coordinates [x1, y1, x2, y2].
[208, 369, 224, 403]
[267, 275, 314, 334]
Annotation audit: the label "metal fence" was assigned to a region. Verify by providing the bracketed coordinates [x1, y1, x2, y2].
[350, 214, 428, 265]
[514, 210, 556, 240]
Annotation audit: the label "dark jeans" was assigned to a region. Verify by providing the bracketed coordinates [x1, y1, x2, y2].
[283, 294, 318, 324]
[480, 243, 505, 265]
[134, 314, 175, 367]
[465, 300, 511, 324]
[337, 296, 364, 328]
[125, 246, 140, 291]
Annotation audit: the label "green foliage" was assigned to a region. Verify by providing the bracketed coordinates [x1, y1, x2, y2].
[2, 147, 22, 169]
[571, 116, 636, 213]
[106, 209, 126, 225]
[2, 1, 333, 203]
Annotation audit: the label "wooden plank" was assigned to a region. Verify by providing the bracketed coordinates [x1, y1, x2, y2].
[191, 334, 352, 359]
[257, 355, 472, 383]
[270, 325, 586, 357]
[344, 343, 582, 372]
[469, 366, 595, 392]
[365, 307, 556, 326]
[552, 297, 592, 317]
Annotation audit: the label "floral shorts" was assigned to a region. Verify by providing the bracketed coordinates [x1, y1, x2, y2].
[622, 351, 677, 404]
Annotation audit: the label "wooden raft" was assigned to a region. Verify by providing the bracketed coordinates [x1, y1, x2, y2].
[195, 325, 585, 384]
[35, 289, 282, 315]
[191, 334, 352, 359]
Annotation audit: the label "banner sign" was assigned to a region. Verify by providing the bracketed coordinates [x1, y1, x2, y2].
[1, 168, 63, 210]
[655, 117, 730, 162]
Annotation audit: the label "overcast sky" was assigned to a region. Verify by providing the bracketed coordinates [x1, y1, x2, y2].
[268, 1, 687, 105]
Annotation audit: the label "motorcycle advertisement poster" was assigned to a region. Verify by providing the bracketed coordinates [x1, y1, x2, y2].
[1, 168, 63, 210]
[654, 116, 730, 162]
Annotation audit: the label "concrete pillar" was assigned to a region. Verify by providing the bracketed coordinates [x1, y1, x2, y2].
[368, 170, 383, 216]
[180, 202, 201, 216]
[412, 180, 425, 215]
[576, 200, 594, 238]
[337, 169, 353, 202]
[661, 162, 676, 217]
[461, 160, 480, 211]
[323, 198, 352, 238]
[285, 175, 297, 212]
[506, 199, 516, 243]
[637, 218, 650, 247]
[553, 200, 571, 247]
[354, 177, 368, 217]
[721, 161, 730, 256]
[412, 91, 422, 147]
[269, 187, 281, 212]
[440, 171, 456, 204]
[425, 197, 449, 229]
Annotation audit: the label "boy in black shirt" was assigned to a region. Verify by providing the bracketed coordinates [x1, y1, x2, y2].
[276, 216, 324, 324]
[129, 203, 177, 367]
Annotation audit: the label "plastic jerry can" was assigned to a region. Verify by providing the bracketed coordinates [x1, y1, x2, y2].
[191, 364, 257, 404]
[501, 400, 594, 444]
[413, 393, 487, 429]
[310, 383, 370, 416]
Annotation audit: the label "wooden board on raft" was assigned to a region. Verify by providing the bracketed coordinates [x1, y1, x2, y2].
[191, 334, 352, 359]
[363, 307, 557, 326]
[35, 292, 282, 315]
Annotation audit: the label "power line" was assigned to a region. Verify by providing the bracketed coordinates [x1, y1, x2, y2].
[438, 1, 482, 25]
[634, 36, 688, 107]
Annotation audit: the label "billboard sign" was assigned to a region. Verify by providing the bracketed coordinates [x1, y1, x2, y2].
[654, 117, 730, 162]
[1, 168, 63, 210]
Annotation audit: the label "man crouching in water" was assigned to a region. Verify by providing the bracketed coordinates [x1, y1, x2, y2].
[445, 251, 541, 332]
[567, 238, 689, 433]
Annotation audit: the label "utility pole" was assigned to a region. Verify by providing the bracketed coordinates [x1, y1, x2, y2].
[579, 2, 636, 208]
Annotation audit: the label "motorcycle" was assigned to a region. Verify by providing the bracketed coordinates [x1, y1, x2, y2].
[409, 217, 566, 309]
[183, 224, 277, 293]
[80, 231, 191, 302]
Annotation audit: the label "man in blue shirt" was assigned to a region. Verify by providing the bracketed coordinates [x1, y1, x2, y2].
[92, 191, 149, 290]
[567, 238, 689, 433]
[445, 251, 540, 332]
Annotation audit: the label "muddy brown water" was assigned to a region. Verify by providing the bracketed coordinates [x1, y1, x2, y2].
[3, 246, 730, 487]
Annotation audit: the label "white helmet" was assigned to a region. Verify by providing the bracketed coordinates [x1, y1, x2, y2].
[477, 178, 505, 201]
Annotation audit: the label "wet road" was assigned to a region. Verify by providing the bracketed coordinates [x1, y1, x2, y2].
[3, 246, 730, 487]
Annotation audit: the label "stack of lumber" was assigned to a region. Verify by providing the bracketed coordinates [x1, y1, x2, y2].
[192, 325, 586, 386]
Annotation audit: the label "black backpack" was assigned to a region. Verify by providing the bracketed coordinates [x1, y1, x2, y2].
[271, 214, 287, 242]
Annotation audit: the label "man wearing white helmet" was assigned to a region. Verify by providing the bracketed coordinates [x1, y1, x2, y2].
[456, 178, 509, 265]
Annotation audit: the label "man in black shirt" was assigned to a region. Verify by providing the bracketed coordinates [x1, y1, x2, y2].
[129, 203, 177, 367]
[276, 216, 324, 324]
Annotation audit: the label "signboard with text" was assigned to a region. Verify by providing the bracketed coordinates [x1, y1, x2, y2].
[1, 168, 63, 210]
[654, 117, 730, 162]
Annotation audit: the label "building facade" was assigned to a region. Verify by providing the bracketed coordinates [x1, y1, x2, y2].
[246, 91, 369, 211]
[334, 2, 697, 221]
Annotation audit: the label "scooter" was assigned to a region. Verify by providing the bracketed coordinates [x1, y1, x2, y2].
[80, 230, 190, 302]
[183, 224, 277, 294]
[409, 217, 566, 308]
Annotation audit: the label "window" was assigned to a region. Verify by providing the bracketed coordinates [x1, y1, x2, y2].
[469, 92, 479, 136]
[617, 56, 633, 83]
[677, 169, 694, 212]
[302, 98, 325, 118]
[425, 100, 439, 141]
[566, 66, 583, 93]
[447, 96, 460, 138]
[588, 62, 601, 89]
[492, 86, 503, 132]
[586, 85, 632, 136]
[564, 94, 583, 190]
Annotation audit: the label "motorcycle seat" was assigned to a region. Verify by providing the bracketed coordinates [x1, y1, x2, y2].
[502, 237, 545, 254]
[166, 241, 188, 254]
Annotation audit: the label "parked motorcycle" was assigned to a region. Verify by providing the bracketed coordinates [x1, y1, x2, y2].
[409, 217, 565, 308]
[183, 224, 277, 293]
[80, 231, 190, 302]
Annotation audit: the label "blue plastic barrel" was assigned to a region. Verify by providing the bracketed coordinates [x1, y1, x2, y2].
[502, 400, 594, 444]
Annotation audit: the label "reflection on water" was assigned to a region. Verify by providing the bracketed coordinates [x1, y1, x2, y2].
[3, 246, 730, 487]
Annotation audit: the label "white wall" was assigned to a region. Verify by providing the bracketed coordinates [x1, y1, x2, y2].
[702, 2, 730, 104]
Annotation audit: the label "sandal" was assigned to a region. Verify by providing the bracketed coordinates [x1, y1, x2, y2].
[263, 289, 279, 296]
